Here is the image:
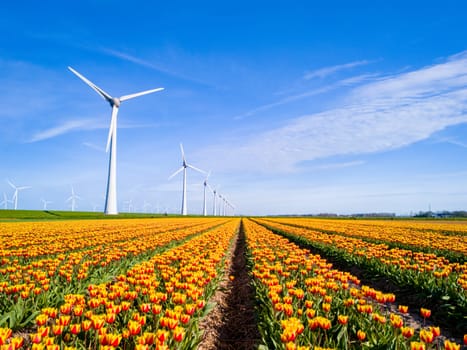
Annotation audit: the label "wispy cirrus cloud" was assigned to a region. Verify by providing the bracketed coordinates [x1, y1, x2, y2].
[28, 119, 161, 143]
[99, 48, 214, 87]
[304, 60, 373, 80]
[309, 160, 366, 170]
[28, 119, 106, 143]
[203, 51, 467, 173]
[234, 73, 379, 120]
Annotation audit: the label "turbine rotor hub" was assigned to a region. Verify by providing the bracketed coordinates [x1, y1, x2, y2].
[111, 97, 121, 107]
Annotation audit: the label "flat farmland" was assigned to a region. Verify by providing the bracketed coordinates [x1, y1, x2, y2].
[0, 216, 465, 349]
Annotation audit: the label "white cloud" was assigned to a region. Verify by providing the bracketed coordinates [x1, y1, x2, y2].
[234, 74, 378, 120]
[99, 48, 212, 86]
[28, 119, 105, 142]
[202, 52, 467, 173]
[304, 60, 372, 80]
[309, 160, 366, 170]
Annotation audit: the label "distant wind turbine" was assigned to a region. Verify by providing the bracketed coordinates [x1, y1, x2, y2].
[212, 185, 220, 216]
[143, 201, 152, 213]
[1, 193, 12, 210]
[68, 66, 164, 215]
[202, 171, 212, 216]
[41, 199, 52, 210]
[7, 180, 31, 210]
[218, 193, 223, 216]
[124, 199, 134, 213]
[168, 143, 206, 216]
[66, 186, 81, 212]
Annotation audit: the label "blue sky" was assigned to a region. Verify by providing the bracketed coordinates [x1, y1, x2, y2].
[1, 0, 467, 215]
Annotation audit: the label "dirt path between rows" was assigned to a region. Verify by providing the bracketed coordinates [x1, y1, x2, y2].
[198, 223, 261, 350]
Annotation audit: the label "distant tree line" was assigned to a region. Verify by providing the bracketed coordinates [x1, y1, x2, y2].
[413, 210, 467, 218]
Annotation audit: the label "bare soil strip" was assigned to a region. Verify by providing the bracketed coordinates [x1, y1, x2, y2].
[198, 222, 261, 350]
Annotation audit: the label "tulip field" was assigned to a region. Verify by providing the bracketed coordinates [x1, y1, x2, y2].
[0, 216, 466, 349]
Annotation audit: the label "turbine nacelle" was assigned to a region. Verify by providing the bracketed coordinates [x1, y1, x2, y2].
[111, 97, 121, 108]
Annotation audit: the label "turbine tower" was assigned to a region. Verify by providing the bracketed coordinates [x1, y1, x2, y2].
[168, 143, 205, 216]
[7, 180, 31, 210]
[68, 67, 163, 215]
[66, 186, 81, 212]
[202, 171, 212, 216]
[212, 185, 220, 216]
[41, 199, 52, 210]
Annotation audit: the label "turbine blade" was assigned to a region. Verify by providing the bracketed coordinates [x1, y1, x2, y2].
[179, 143, 186, 162]
[17, 186, 31, 190]
[187, 164, 206, 174]
[6, 180, 16, 189]
[106, 106, 118, 152]
[68, 66, 113, 102]
[119, 87, 164, 102]
[168, 167, 184, 180]
[206, 183, 213, 192]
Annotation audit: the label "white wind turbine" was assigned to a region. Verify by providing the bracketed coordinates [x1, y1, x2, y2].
[1, 193, 12, 210]
[202, 171, 212, 216]
[41, 199, 52, 210]
[168, 143, 206, 216]
[7, 180, 31, 210]
[212, 185, 220, 216]
[66, 186, 81, 212]
[218, 193, 223, 216]
[143, 201, 152, 213]
[68, 67, 164, 215]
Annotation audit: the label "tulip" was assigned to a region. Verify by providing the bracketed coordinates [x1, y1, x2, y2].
[128, 320, 141, 336]
[429, 326, 440, 338]
[444, 340, 460, 350]
[410, 341, 425, 350]
[70, 323, 81, 335]
[420, 308, 431, 319]
[420, 329, 434, 344]
[401, 326, 414, 338]
[398, 305, 409, 314]
[338, 315, 348, 325]
[31, 333, 42, 344]
[81, 320, 92, 332]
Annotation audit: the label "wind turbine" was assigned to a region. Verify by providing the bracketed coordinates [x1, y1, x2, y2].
[41, 199, 52, 210]
[124, 199, 134, 213]
[68, 67, 164, 215]
[225, 199, 235, 216]
[202, 171, 212, 216]
[66, 186, 81, 212]
[212, 185, 220, 216]
[168, 143, 206, 216]
[1, 193, 12, 210]
[218, 193, 223, 216]
[143, 201, 152, 213]
[7, 180, 31, 210]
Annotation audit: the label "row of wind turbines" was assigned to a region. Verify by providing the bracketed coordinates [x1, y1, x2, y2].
[1, 182, 82, 211]
[66, 67, 235, 216]
[168, 143, 235, 216]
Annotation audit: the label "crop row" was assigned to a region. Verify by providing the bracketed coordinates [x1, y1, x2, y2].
[0, 218, 228, 330]
[254, 218, 467, 335]
[243, 218, 462, 350]
[0, 218, 240, 350]
[262, 218, 467, 258]
[0, 218, 217, 258]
